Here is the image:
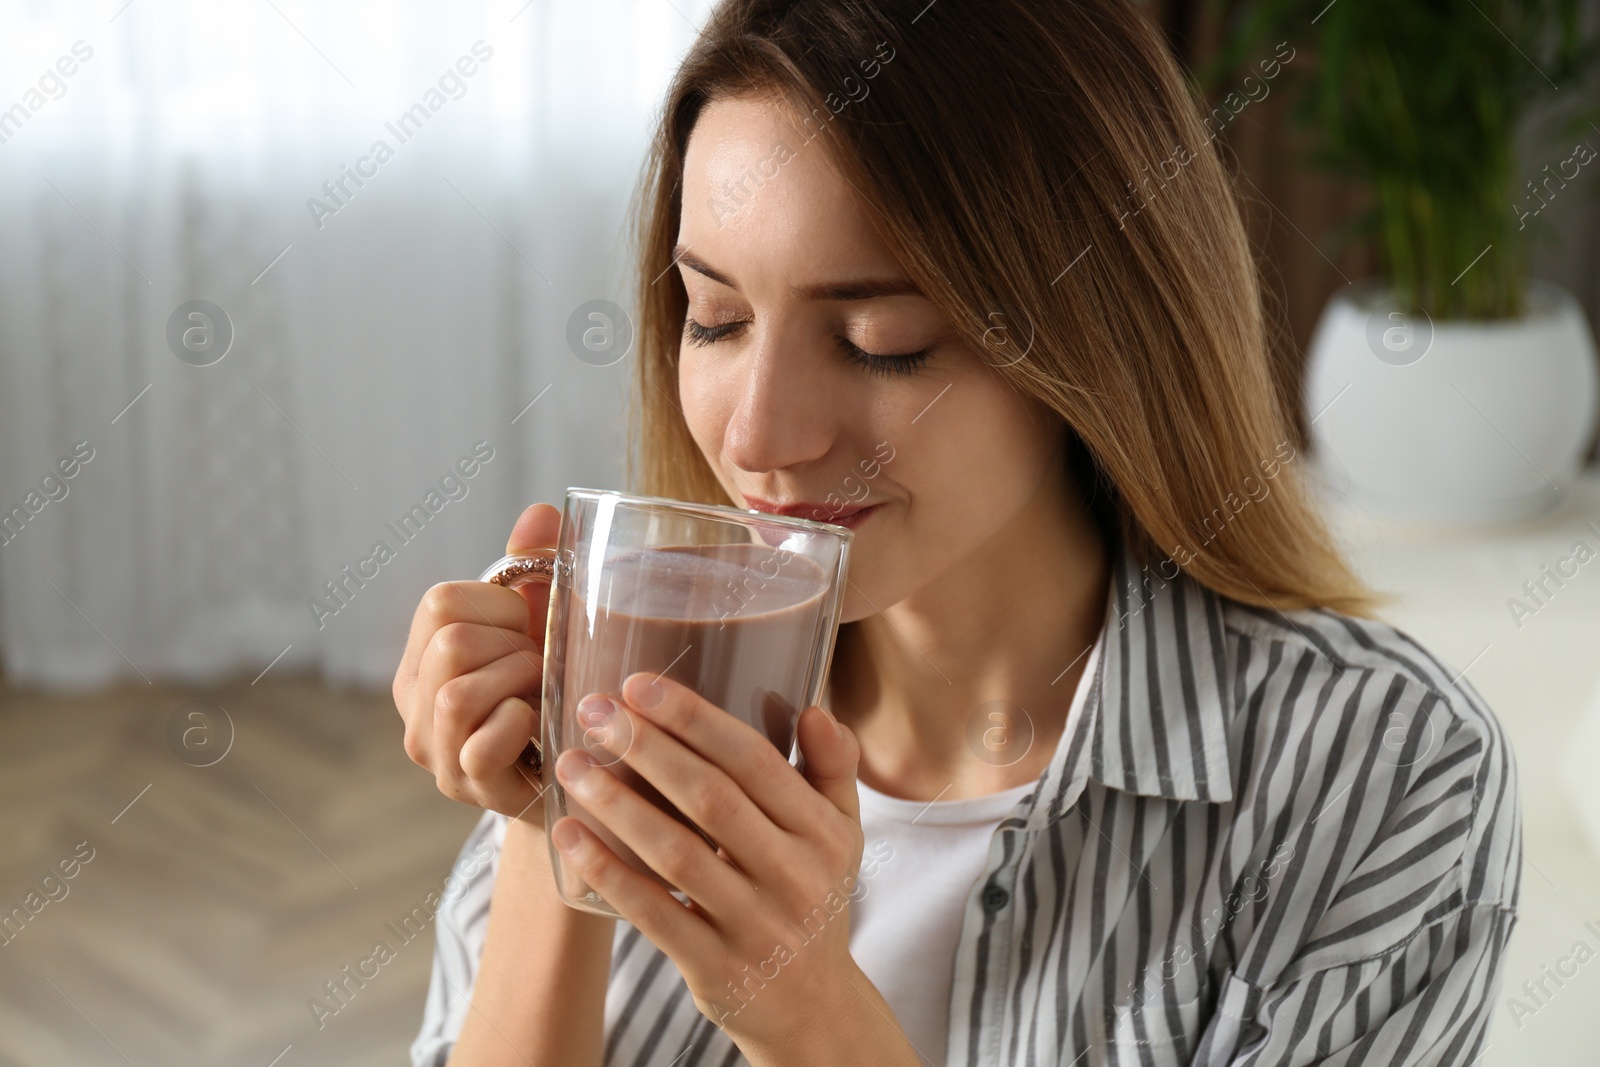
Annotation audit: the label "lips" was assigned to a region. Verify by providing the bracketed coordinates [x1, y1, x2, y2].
[744, 496, 874, 524]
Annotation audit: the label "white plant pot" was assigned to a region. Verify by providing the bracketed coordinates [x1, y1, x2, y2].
[1304, 279, 1600, 525]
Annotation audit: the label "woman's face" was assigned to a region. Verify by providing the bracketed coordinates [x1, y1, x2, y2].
[676, 94, 1070, 623]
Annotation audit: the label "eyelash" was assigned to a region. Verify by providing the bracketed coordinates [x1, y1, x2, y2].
[682, 318, 932, 379]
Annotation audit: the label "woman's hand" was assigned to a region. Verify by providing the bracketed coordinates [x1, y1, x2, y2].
[391, 503, 558, 826]
[549, 671, 874, 1053]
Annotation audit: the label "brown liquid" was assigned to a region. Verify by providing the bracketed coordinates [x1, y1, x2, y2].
[551, 543, 830, 890]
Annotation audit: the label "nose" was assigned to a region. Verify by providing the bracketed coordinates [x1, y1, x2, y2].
[721, 332, 835, 475]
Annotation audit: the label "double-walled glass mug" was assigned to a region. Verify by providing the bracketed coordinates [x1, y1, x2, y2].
[476, 487, 854, 918]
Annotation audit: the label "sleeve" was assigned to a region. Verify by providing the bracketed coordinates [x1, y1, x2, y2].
[1196, 899, 1518, 1066]
[410, 810, 507, 1067]
[1197, 676, 1523, 1066]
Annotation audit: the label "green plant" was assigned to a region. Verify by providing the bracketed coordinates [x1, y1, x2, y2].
[1200, 0, 1600, 320]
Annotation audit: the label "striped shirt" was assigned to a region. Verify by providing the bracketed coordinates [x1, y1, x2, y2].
[412, 527, 1522, 1066]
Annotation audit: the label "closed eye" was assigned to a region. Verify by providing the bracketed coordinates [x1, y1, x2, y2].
[834, 336, 932, 378]
[683, 318, 743, 346]
[682, 318, 932, 379]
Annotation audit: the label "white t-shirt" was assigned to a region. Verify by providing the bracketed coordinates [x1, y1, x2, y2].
[846, 629, 1104, 1067]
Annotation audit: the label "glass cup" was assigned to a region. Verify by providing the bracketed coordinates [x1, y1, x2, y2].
[476, 487, 854, 918]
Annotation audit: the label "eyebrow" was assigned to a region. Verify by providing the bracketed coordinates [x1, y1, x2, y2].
[671, 245, 925, 301]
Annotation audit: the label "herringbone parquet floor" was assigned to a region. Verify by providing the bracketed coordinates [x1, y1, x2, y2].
[0, 676, 482, 1067]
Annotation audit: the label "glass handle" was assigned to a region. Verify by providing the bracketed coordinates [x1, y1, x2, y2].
[477, 549, 559, 591]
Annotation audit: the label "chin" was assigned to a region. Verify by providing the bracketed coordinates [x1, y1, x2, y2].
[838, 589, 874, 625]
[835, 558, 919, 624]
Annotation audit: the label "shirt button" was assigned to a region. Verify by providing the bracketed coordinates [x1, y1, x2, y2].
[981, 883, 1010, 913]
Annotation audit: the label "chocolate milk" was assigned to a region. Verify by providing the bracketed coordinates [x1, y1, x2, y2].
[551, 542, 830, 890]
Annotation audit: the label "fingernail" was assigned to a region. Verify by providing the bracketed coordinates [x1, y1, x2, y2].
[624, 672, 666, 709]
[577, 693, 616, 726]
[552, 819, 582, 852]
[559, 751, 593, 781]
[820, 705, 844, 740]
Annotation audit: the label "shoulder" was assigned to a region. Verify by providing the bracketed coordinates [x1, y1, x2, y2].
[1212, 598, 1521, 968]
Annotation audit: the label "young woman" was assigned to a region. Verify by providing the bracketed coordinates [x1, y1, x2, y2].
[392, 1, 1521, 1064]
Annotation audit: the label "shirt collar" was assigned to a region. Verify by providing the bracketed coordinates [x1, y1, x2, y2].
[1026, 527, 1237, 830]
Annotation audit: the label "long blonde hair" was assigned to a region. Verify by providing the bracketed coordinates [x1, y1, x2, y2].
[624, 0, 1382, 618]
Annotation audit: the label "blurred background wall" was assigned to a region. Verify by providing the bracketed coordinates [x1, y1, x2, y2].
[0, 0, 719, 692]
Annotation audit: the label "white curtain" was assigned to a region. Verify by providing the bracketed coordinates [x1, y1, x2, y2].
[0, 0, 714, 690]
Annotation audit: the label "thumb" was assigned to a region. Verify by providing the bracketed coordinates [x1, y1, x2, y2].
[798, 704, 860, 824]
[506, 502, 560, 556]
[503, 503, 561, 640]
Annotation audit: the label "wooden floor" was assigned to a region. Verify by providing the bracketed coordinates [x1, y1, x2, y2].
[0, 675, 483, 1067]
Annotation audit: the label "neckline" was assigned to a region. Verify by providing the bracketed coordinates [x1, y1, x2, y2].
[856, 774, 1040, 825]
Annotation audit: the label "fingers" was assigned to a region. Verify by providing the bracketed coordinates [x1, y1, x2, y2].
[564, 693, 786, 887]
[618, 673, 836, 836]
[395, 499, 560, 699]
[549, 813, 722, 961]
[459, 694, 540, 780]
[506, 502, 561, 555]
[397, 581, 531, 702]
[504, 502, 561, 641]
[416, 621, 538, 706]
[432, 644, 543, 779]
[390, 503, 564, 822]
[553, 748, 756, 915]
[796, 704, 862, 828]
[409, 621, 537, 764]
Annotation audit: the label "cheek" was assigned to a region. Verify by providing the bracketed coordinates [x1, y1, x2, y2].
[840, 401, 1050, 622]
[898, 395, 1058, 540]
[923, 392, 1050, 488]
[677, 354, 732, 449]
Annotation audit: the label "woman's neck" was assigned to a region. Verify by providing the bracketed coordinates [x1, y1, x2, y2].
[826, 469, 1111, 803]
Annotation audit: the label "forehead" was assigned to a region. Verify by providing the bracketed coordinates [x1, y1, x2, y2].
[678, 94, 899, 281]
